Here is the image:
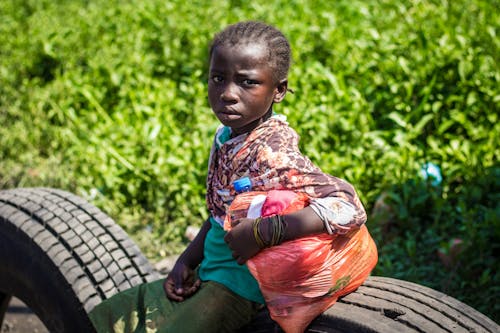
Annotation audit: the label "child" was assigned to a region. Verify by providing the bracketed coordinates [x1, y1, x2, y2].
[90, 21, 371, 333]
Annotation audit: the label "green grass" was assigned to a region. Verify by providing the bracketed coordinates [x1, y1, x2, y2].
[1, 0, 499, 323]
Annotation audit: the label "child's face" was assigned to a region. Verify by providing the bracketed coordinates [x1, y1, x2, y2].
[208, 43, 286, 135]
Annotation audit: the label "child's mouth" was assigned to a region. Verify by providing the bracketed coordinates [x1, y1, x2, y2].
[217, 109, 242, 121]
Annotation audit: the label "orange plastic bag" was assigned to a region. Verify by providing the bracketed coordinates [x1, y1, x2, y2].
[224, 190, 378, 333]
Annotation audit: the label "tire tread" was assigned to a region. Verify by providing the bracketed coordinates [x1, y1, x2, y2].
[0, 188, 160, 316]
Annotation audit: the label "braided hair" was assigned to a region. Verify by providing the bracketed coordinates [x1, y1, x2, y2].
[209, 21, 291, 82]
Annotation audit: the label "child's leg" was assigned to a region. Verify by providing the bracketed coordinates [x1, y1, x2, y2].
[161, 281, 261, 333]
[89, 279, 260, 333]
[89, 279, 176, 332]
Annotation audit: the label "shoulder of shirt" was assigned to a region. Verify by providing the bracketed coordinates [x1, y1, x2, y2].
[267, 115, 299, 138]
[272, 113, 288, 124]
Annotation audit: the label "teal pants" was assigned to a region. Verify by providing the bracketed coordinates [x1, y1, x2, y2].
[89, 279, 261, 333]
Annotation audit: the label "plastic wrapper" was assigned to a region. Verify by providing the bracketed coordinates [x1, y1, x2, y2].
[224, 190, 378, 333]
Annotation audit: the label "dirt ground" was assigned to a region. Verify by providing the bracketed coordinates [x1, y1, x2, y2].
[1, 297, 48, 333]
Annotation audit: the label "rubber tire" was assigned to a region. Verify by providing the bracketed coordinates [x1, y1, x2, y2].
[0, 187, 160, 332]
[239, 276, 500, 332]
[1, 188, 498, 332]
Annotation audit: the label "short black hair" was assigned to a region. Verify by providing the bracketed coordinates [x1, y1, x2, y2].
[209, 21, 291, 82]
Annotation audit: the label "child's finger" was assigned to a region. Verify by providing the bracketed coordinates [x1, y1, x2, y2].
[231, 218, 241, 227]
[164, 278, 184, 301]
[184, 279, 201, 296]
[236, 256, 247, 265]
[174, 281, 185, 295]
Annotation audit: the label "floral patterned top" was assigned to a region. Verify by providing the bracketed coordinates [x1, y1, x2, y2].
[206, 115, 367, 234]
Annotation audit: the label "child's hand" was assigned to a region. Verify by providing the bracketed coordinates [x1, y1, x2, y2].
[224, 218, 261, 265]
[163, 261, 201, 302]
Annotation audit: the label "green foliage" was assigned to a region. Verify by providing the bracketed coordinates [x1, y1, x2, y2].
[1, 0, 498, 322]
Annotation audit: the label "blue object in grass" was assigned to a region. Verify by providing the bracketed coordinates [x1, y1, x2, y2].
[233, 177, 252, 193]
[421, 162, 442, 186]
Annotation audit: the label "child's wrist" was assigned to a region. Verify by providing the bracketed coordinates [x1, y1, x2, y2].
[253, 217, 269, 248]
[253, 215, 287, 248]
[268, 215, 287, 246]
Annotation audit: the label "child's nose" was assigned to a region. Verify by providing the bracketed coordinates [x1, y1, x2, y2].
[220, 83, 238, 102]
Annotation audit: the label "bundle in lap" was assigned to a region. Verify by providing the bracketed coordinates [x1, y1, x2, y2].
[224, 190, 378, 333]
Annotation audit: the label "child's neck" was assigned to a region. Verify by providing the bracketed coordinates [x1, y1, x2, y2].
[230, 108, 273, 138]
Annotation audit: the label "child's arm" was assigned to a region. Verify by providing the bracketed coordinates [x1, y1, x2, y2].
[257, 125, 367, 234]
[224, 206, 324, 264]
[163, 218, 211, 301]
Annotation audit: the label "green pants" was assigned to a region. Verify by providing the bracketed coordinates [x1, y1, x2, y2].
[89, 279, 261, 333]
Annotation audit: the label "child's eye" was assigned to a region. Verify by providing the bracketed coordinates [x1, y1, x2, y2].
[242, 79, 258, 86]
[212, 75, 224, 83]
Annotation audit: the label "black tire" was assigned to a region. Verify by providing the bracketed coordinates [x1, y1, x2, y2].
[1, 187, 498, 333]
[239, 276, 499, 333]
[0, 187, 160, 332]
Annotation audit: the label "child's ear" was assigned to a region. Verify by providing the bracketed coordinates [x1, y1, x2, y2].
[273, 79, 288, 103]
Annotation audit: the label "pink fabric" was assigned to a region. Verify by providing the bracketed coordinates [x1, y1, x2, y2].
[261, 190, 298, 217]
